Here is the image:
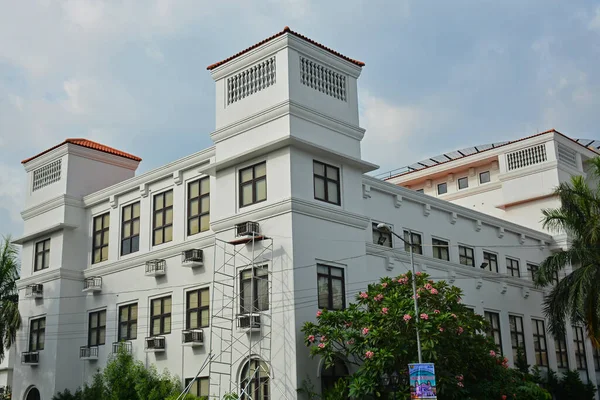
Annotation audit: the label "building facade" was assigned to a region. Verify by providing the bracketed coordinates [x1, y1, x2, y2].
[11, 27, 599, 400]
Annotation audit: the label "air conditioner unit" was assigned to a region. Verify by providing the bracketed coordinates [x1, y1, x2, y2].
[25, 284, 43, 299]
[181, 329, 204, 346]
[237, 313, 261, 332]
[112, 341, 132, 354]
[21, 351, 39, 365]
[83, 277, 102, 293]
[145, 336, 166, 352]
[145, 259, 166, 277]
[80, 346, 99, 360]
[181, 249, 203, 268]
[235, 221, 260, 237]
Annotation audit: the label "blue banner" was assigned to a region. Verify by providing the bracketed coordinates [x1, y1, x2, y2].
[409, 363, 437, 399]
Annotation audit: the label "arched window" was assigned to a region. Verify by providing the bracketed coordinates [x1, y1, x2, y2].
[321, 358, 349, 395]
[25, 387, 41, 400]
[240, 358, 269, 400]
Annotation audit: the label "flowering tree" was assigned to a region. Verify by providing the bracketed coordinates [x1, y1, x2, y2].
[301, 272, 550, 400]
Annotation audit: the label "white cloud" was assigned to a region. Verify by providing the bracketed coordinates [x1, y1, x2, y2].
[589, 6, 600, 32]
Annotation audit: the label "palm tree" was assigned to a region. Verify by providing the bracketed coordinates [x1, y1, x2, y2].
[535, 157, 600, 346]
[0, 236, 21, 362]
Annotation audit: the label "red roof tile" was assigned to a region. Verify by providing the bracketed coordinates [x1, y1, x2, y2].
[21, 138, 142, 164]
[207, 26, 365, 70]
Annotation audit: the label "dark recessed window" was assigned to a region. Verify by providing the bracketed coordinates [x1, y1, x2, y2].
[555, 334, 569, 369]
[239, 162, 267, 207]
[372, 223, 392, 247]
[118, 303, 137, 341]
[432, 238, 449, 261]
[573, 326, 587, 370]
[121, 202, 140, 256]
[321, 359, 349, 396]
[437, 182, 447, 195]
[88, 310, 106, 346]
[188, 177, 210, 235]
[483, 251, 498, 273]
[484, 311, 502, 354]
[185, 377, 209, 398]
[532, 319, 548, 367]
[313, 161, 341, 205]
[240, 266, 269, 313]
[479, 171, 491, 184]
[506, 258, 520, 277]
[34, 239, 50, 271]
[186, 288, 210, 329]
[92, 213, 110, 264]
[153, 190, 173, 246]
[459, 245, 474, 266]
[527, 263, 539, 281]
[317, 265, 345, 310]
[509, 315, 526, 363]
[151, 296, 172, 336]
[29, 317, 45, 351]
[458, 177, 469, 190]
[403, 231, 423, 255]
[416, 189, 424, 193]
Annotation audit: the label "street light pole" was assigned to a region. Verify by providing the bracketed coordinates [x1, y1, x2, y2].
[377, 224, 423, 364]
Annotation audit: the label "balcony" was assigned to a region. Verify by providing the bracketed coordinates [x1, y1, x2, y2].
[80, 346, 99, 360]
[112, 341, 132, 354]
[21, 351, 39, 365]
[235, 221, 260, 237]
[25, 284, 43, 299]
[145, 259, 166, 277]
[237, 313, 261, 333]
[182, 329, 204, 347]
[145, 336, 166, 352]
[83, 277, 102, 293]
[181, 249, 204, 268]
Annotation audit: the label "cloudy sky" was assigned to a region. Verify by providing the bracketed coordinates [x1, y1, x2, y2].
[1, 0, 600, 238]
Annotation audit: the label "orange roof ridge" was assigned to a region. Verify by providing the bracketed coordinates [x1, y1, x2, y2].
[207, 26, 365, 70]
[21, 138, 142, 164]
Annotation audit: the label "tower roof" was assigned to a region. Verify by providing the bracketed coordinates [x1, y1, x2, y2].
[21, 138, 142, 164]
[206, 26, 365, 70]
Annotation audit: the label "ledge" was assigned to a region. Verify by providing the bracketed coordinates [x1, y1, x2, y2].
[17, 268, 84, 289]
[13, 223, 78, 245]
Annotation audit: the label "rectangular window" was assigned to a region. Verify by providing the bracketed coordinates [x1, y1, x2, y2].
[593, 347, 600, 371]
[185, 377, 209, 398]
[239, 162, 267, 207]
[240, 266, 269, 313]
[92, 213, 110, 264]
[29, 317, 45, 351]
[416, 189, 424, 193]
[509, 315, 526, 363]
[527, 264, 539, 281]
[314, 161, 341, 205]
[153, 190, 174, 246]
[88, 310, 106, 346]
[479, 171, 491, 184]
[437, 182, 447, 195]
[372, 223, 392, 247]
[459, 245, 474, 266]
[187, 288, 210, 329]
[118, 303, 137, 341]
[573, 326, 588, 370]
[458, 177, 469, 190]
[403, 231, 423, 255]
[532, 319, 548, 366]
[151, 296, 172, 336]
[121, 202, 140, 256]
[506, 258, 520, 277]
[483, 251, 498, 273]
[555, 335, 569, 369]
[188, 177, 210, 235]
[432, 238, 449, 261]
[317, 265, 345, 310]
[34, 238, 50, 271]
[484, 311, 502, 354]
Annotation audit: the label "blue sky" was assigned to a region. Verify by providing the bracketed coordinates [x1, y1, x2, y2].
[1, 0, 600, 238]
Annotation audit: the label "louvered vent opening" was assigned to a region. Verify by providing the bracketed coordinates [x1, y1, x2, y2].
[557, 143, 577, 169]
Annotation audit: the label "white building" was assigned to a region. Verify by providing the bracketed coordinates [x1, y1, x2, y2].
[11, 27, 599, 400]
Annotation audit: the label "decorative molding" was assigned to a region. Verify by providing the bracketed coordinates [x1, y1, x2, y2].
[173, 170, 183, 186]
[539, 240, 546, 250]
[17, 268, 84, 289]
[448, 173, 454, 182]
[362, 184, 371, 199]
[521, 287, 530, 299]
[497, 227, 505, 239]
[424, 179, 432, 189]
[475, 220, 482, 232]
[491, 160, 499, 170]
[21, 194, 84, 221]
[13, 223, 78, 245]
[476, 278, 483, 290]
[447, 271, 456, 284]
[423, 204, 431, 217]
[109, 195, 117, 209]
[450, 212, 458, 225]
[433, 181, 502, 202]
[520, 234, 526, 245]
[501, 284, 508, 295]
[140, 183, 149, 198]
[394, 194, 402, 208]
[385, 257, 395, 271]
[469, 167, 476, 177]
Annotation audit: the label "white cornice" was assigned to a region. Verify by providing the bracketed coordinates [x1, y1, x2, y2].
[23, 146, 68, 172]
[498, 161, 558, 182]
[21, 194, 84, 221]
[83, 147, 215, 207]
[363, 176, 553, 242]
[17, 268, 84, 289]
[13, 223, 78, 245]
[437, 181, 502, 202]
[210, 100, 365, 144]
[83, 234, 216, 277]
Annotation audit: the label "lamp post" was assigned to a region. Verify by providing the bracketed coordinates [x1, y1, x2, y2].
[376, 223, 423, 364]
[381, 371, 401, 400]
